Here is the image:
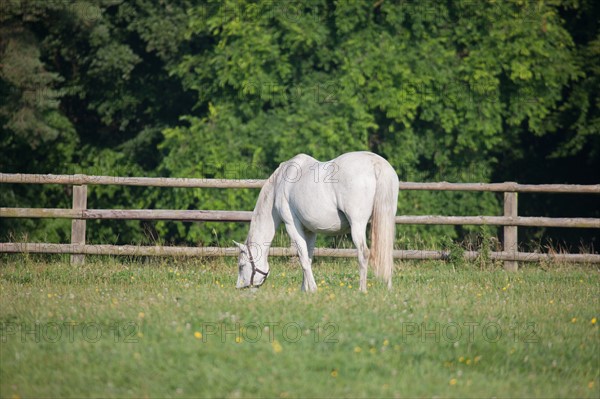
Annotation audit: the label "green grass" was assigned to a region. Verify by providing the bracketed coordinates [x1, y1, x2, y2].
[1, 255, 599, 398]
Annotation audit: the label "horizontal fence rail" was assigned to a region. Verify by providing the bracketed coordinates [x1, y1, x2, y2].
[1, 173, 599, 268]
[0, 173, 266, 188]
[1, 243, 599, 263]
[1, 208, 599, 228]
[0, 208, 254, 222]
[2, 173, 600, 193]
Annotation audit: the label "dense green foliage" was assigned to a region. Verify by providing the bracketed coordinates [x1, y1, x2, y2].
[1, 0, 598, 248]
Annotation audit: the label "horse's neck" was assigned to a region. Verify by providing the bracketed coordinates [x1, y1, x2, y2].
[247, 178, 280, 249]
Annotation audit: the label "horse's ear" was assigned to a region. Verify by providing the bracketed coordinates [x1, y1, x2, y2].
[233, 240, 245, 251]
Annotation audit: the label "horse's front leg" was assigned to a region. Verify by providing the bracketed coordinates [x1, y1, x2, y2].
[304, 231, 317, 291]
[285, 222, 317, 292]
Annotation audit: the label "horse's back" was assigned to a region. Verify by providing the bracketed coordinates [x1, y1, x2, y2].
[335, 151, 397, 175]
[327, 151, 397, 214]
[274, 151, 396, 234]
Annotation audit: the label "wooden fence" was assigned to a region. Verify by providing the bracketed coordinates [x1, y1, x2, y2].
[1, 173, 599, 270]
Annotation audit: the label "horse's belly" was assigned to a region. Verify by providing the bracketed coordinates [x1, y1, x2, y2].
[296, 207, 350, 235]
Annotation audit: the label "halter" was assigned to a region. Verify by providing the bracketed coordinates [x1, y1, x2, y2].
[247, 245, 269, 288]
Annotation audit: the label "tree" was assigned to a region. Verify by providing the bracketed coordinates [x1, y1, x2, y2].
[1, 0, 595, 250]
[162, 0, 581, 245]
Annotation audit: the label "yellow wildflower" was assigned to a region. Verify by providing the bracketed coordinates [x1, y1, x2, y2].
[272, 340, 283, 353]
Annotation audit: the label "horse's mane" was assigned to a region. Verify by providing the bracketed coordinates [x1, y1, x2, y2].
[250, 163, 282, 224]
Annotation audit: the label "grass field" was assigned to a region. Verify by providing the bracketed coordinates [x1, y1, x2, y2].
[1, 255, 599, 398]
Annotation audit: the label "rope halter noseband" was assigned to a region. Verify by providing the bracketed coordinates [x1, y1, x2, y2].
[246, 244, 269, 288]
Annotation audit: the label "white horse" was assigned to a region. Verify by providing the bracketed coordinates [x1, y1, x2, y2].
[234, 151, 399, 292]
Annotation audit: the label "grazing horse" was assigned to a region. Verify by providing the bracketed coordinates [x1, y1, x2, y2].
[234, 151, 399, 292]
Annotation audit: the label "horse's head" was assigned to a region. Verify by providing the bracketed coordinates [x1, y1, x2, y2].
[233, 241, 269, 289]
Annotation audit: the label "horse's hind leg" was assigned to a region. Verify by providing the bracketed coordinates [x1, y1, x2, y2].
[350, 221, 370, 292]
[284, 220, 318, 292]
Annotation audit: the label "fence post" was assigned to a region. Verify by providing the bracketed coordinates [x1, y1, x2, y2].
[70, 185, 87, 264]
[503, 192, 518, 271]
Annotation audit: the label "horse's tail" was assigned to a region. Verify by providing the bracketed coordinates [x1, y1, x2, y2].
[369, 161, 399, 289]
